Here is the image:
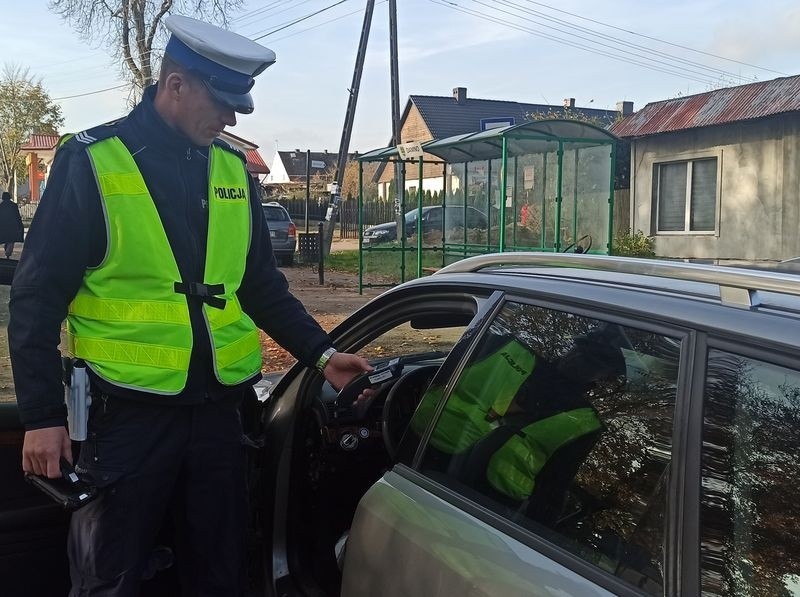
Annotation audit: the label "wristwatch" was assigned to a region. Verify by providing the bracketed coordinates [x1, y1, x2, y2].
[315, 347, 337, 372]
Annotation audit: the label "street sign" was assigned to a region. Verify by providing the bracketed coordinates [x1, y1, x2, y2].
[311, 160, 326, 169]
[397, 141, 424, 160]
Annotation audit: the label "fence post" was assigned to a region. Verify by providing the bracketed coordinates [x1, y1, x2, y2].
[318, 221, 325, 286]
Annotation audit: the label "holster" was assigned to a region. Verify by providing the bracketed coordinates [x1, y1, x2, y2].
[63, 357, 91, 441]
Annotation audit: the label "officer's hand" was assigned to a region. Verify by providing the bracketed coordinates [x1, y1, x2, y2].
[22, 426, 72, 478]
[323, 352, 375, 403]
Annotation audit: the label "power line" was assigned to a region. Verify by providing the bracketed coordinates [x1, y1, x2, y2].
[235, 0, 317, 30]
[48, 2, 363, 102]
[517, 0, 788, 76]
[52, 83, 127, 101]
[482, 0, 758, 84]
[231, 0, 292, 23]
[428, 0, 720, 86]
[251, 0, 351, 40]
[268, 1, 388, 44]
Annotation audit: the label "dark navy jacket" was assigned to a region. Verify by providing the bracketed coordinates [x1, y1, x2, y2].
[10, 86, 332, 429]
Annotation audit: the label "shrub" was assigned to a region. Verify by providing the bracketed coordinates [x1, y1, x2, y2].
[611, 229, 655, 258]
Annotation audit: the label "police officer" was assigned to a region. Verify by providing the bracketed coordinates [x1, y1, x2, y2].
[10, 15, 371, 596]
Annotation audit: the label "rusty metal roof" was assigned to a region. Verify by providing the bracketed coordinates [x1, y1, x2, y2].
[610, 75, 800, 138]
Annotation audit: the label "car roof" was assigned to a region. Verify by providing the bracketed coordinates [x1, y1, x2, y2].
[433, 253, 800, 307]
[384, 253, 800, 351]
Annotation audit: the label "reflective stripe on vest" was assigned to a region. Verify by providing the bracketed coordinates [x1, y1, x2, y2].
[486, 407, 602, 501]
[422, 339, 537, 454]
[67, 137, 262, 394]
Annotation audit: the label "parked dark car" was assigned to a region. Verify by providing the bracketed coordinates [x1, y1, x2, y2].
[362, 205, 487, 245]
[262, 201, 297, 265]
[3, 254, 800, 596]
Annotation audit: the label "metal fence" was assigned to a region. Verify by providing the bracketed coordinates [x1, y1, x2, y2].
[276, 199, 399, 239]
[19, 202, 38, 222]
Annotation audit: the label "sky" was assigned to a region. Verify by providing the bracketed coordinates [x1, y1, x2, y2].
[1, 0, 799, 167]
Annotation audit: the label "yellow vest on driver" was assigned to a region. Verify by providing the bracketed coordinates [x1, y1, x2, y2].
[66, 136, 263, 394]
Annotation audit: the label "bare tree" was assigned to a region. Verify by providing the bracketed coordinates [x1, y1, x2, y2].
[0, 65, 63, 191]
[48, 0, 244, 94]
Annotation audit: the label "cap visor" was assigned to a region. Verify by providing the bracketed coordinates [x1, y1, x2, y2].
[204, 80, 254, 114]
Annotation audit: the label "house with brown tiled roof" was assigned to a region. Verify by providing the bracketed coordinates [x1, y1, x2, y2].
[611, 74, 800, 261]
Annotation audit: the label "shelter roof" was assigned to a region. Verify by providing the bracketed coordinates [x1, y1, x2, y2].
[358, 120, 617, 163]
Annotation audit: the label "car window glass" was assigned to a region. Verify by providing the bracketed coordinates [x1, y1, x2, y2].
[263, 206, 288, 221]
[0, 281, 11, 403]
[357, 320, 467, 362]
[418, 302, 681, 594]
[701, 350, 800, 596]
[466, 209, 484, 228]
[426, 210, 442, 226]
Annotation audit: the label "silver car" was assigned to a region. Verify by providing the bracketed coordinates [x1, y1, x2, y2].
[3, 254, 800, 596]
[262, 201, 297, 266]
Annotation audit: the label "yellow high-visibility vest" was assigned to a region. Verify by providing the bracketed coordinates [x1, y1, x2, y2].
[67, 136, 262, 394]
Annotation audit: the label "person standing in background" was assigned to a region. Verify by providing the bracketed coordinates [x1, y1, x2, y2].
[0, 192, 24, 258]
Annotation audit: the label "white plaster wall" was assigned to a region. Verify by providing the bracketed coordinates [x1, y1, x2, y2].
[629, 114, 800, 260]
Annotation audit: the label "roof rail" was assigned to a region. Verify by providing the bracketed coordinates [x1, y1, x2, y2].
[435, 253, 800, 308]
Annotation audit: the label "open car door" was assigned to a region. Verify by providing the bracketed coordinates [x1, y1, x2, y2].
[0, 259, 72, 595]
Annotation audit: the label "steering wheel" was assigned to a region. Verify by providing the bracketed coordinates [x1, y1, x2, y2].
[562, 234, 592, 254]
[381, 365, 440, 460]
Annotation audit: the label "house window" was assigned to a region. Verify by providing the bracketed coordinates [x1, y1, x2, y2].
[655, 157, 717, 233]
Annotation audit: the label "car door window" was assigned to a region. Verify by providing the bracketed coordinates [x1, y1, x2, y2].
[700, 350, 800, 596]
[425, 209, 442, 228]
[417, 301, 682, 594]
[466, 208, 485, 228]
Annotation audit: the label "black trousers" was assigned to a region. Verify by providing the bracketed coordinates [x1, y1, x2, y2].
[68, 393, 248, 597]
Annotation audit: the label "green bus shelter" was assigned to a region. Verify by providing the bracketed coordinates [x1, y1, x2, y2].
[356, 119, 619, 291]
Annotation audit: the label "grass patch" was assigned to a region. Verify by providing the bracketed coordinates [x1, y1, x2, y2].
[327, 248, 444, 281]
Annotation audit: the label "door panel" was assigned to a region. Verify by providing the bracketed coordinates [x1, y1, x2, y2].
[0, 266, 71, 595]
[0, 403, 72, 596]
[342, 470, 613, 597]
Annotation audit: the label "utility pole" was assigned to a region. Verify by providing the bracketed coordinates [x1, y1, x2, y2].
[389, 0, 404, 240]
[322, 0, 376, 257]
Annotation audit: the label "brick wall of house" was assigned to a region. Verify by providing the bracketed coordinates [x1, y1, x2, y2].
[378, 104, 446, 184]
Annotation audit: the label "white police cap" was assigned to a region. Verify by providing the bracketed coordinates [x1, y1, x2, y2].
[164, 14, 276, 114]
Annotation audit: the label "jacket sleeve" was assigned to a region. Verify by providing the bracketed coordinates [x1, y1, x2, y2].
[236, 178, 332, 368]
[9, 147, 105, 429]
